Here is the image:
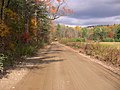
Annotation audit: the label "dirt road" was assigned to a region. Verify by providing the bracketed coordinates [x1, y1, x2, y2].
[11, 42, 120, 90]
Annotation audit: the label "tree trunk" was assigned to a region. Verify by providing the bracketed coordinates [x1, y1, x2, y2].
[0, 0, 5, 20]
[6, 0, 11, 8]
[24, 0, 29, 33]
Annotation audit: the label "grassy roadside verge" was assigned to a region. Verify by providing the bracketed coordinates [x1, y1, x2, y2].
[60, 38, 120, 67]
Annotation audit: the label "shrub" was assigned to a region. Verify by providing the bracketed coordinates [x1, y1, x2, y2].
[62, 41, 120, 66]
[0, 54, 7, 72]
[60, 38, 85, 44]
[71, 38, 85, 42]
[114, 38, 120, 42]
[102, 38, 114, 42]
[14, 44, 37, 57]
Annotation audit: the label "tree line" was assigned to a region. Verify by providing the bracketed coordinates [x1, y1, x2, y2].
[56, 24, 120, 42]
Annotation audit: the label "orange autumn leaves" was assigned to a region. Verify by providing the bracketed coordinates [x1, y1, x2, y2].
[35, 0, 73, 14]
[50, 6, 73, 14]
[50, 6, 57, 13]
[49, 0, 73, 14]
[62, 7, 73, 14]
[57, 0, 61, 2]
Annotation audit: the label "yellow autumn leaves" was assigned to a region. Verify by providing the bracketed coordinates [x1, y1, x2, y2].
[0, 9, 18, 37]
[4, 9, 18, 20]
[0, 22, 10, 37]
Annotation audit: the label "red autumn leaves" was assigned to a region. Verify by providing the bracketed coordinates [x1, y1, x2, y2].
[21, 32, 31, 43]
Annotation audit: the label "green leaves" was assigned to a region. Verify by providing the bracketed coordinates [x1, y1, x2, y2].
[0, 54, 7, 72]
[115, 25, 120, 39]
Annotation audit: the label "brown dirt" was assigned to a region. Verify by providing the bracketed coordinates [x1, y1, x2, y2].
[0, 69, 28, 90]
[2, 42, 120, 90]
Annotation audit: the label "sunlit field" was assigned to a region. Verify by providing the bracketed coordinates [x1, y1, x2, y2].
[99, 42, 120, 48]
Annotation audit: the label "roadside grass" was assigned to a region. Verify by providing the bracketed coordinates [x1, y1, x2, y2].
[60, 39, 120, 67]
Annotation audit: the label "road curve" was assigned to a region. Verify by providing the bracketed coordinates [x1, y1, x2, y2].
[11, 42, 120, 90]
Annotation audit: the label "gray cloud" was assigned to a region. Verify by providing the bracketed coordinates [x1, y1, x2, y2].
[70, 4, 120, 19]
[108, 0, 120, 4]
[55, 0, 120, 26]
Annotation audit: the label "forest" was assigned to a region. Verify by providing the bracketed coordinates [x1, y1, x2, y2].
[0, 0, 73, 73]
[56, 24, 120, 42]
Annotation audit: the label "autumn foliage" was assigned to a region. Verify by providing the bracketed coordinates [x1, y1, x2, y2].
[0, 22, 10, 37]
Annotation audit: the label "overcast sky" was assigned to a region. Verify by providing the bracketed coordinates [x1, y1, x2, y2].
[55, 0, 120, 26]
